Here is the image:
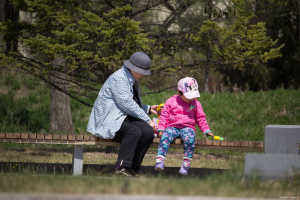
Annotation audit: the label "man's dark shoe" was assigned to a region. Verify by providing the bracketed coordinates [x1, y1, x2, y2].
[115, 168, 134, 177]
[131, 169, 140, 177]
[132, 166, 141, 176]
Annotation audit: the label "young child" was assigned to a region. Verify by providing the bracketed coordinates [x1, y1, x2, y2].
[154, 77, 214, 175]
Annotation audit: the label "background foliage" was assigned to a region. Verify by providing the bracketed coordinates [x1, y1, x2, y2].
[1, 0, 298, 97]
[0, 0, 299, 137]
[0, 71, 299, 141]
[1, 0, 152, 106]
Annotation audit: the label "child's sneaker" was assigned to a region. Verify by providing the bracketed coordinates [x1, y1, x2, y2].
[179, 159, 191, 175]
[154, 156, 165, 171]
[179, 165, 189, 175]
[154, 161, 165, 171]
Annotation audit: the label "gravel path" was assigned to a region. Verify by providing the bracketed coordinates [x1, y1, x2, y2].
[0, 194, 287, 200]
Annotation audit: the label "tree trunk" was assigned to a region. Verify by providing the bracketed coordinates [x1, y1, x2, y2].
[3, 0, 19, 52]
[50, 58, 74, 134]
[0, 0, 6, 52]
[18, 11, 35, 57]
[203, 0, 214, 93]
[297, 0, 300, 41]
[204, 50, 211, 93]
[0, 1, 4, 20]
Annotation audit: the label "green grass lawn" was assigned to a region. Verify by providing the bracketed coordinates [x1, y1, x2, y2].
[1, 172, 299, 197]
[0, 144, 299, 198]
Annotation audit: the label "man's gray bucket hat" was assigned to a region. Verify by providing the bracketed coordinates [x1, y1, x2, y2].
[124, 52, 151, 75]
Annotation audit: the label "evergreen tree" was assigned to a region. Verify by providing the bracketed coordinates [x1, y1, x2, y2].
[0, 0, 151, 133]
[0, 0, 152, 106]
[179, 0, 283, 90]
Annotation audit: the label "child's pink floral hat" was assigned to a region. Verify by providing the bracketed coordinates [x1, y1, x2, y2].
[177, 77, 200, 99]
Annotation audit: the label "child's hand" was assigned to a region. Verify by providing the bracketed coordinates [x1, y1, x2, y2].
[206, 132, 224, 141]
[206, 132, 214, 137]
[150, 105, 158, 115]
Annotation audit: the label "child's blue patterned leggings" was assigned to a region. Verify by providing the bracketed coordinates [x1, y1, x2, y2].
[157, 127, 195, 159]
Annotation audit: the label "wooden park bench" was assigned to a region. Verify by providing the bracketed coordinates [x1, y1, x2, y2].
[0, 132, 263, 175]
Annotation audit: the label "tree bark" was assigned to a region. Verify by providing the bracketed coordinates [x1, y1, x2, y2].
[204, 49, 211, 93]
[50, 58, 74, 134]
[204, 0, 213, 93]
[296, 0, 300, 41]
[0, 0, 6, 52]
[3, 0, 19, 53]
[0, 0, 5, 21]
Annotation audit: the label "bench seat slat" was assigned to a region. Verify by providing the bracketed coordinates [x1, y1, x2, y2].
[45, 134, 53, 140]
[0, 133, 264, 150]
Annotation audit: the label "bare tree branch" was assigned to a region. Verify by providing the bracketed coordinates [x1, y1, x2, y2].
[19, 59, 94, 107]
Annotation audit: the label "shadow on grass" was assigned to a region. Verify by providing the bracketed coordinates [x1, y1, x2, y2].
[0, 162, 227, 178]
[1, 144, 120, 154]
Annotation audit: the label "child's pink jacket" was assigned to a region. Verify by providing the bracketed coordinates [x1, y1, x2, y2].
[158, 95, 211, 134]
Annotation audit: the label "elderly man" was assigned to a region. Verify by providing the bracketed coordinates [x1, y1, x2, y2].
[87, 52, 157, 176]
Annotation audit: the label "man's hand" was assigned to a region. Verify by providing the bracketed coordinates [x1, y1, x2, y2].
[148, 119, 155, 128]
[150, 105, 158, 115]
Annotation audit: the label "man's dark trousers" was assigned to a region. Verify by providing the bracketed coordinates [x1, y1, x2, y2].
[114, 116, 154, 172]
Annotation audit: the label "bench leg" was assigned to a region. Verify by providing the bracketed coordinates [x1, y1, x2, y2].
[72, 145, 83, 175]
